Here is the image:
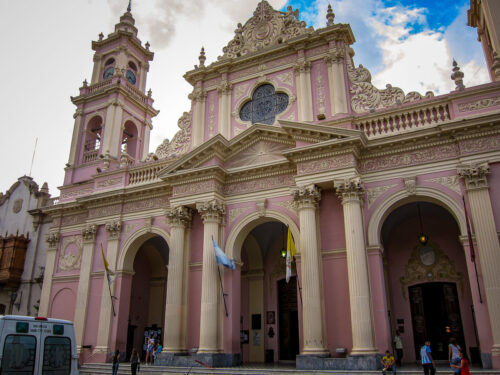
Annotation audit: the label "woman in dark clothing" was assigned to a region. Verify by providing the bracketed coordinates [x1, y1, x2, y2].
[130, 348, 140, 375]
[111, 349, 120, 375]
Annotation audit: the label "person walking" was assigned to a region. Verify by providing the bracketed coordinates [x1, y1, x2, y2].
[111, 349, 120, 375]
[130, 348, 140, 375]
[420, 341, 435, 375]
[394, 330, 403, 367]
[449, 337, 461, 374]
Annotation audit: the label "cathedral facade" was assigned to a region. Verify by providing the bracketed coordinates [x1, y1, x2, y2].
[40, 1, 500, 370]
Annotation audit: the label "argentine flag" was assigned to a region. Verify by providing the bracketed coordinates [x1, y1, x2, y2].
[213, 239, 236, 269]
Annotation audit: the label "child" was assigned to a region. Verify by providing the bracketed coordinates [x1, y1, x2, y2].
[451, 349, 471, 375]
[381, 350, 396, 375]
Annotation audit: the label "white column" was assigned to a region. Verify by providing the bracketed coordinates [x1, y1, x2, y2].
[141, 119, 152, 160]
[68, 110, 83, 166]
[39, 232, 60, 316]
[91, 53, 101, 84]
[164, 206, 192, 353]
[335, 177, 377, 355]
[94, 221, 121, 355]
[325, 46, 348, 116]
[74, 225, 97, 352]
[217, 81, 232, 139]
[294, 59, 313, 122]
[292, 185, 329, 355]
[189, 86, 207, 148]
[459, 163, 500, 358]
[197, 200, 225, 353]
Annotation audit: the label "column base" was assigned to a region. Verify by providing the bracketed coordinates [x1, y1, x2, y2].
[296, 353, 382, 371]
[155, 352, 240, 367]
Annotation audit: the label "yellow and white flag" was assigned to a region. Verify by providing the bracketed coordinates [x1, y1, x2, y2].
[285, 227, 296, 283]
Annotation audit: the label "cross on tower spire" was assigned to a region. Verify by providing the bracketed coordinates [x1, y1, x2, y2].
[127, 0, 131, 12]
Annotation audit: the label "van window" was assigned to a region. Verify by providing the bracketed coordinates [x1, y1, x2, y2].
[42, 337, 71, 375]
[1, 334, 36, 374]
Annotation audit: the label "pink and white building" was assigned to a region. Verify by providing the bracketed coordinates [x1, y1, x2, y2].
[40, 0, 500, 370]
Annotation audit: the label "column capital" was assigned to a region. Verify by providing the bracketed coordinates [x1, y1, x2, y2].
[105, 221, 122, 239]
[165, 206, 193, 228]
[45, 232, 60, 249]
[458, 162, 490, 191]
[196, 200, 225, 223]
[324, 47, 345, 65]
[293, 59, 311, 73]
[82, 224, 98, 244]
[216, 81, 232, 95]
[292, 184, 321, 209]
[334, 176, 364, 203]
[189, 88, 208, 102]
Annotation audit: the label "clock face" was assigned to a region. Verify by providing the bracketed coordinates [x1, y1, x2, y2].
[126, 70, 136, 85]
[103, 67, 115, 79]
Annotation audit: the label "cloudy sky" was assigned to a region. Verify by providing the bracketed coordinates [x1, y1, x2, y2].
[0, 0, 489, 195]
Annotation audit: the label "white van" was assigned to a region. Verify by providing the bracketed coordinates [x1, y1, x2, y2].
[0, 315, 79, 374]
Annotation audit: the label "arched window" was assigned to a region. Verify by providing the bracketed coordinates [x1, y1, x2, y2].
[82, 116, 102, 163]
[102, 57, 116, 80]
[239, 84, 289, 125]
[122, 121, 138, 160]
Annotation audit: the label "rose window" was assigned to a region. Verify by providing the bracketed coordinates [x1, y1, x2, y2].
[239, 84, 289, 125]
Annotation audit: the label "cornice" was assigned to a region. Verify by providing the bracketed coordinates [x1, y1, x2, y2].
[92, 32, 154, 60]
[282, 136, 363, 162]
[280, 119, 366, 143]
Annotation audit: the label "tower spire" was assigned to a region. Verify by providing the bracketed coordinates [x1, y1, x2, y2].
[127, 0, 131, 12]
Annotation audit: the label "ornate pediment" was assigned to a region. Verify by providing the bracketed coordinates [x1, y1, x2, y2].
[149, 111, 192, 161]
[220, 1, 311, 60]
[225, 141, 289, 169]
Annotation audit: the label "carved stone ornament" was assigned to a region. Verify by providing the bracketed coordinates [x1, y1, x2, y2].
[153, 111, 192, 161]
[400, 242, 464, 299]
[220, 1, 310, 60]
[457, 162, 490, 191]
[59, 235, 83, 271]
[345, 52, 434, 113]
[404, 176, 417, 196]
[105, 221, 122, 239]
[256, 198, 267, 217]
[196, 200, 225, 223]
[334, 176, 364, 202]
[12, 199, 23, 214]
[165, 206, 193, 227]
[46, 232, 60, 249]
[292, 185, 321, 209]
[82, 224, 98, 243]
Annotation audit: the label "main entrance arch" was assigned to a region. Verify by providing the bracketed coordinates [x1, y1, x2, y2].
[114, 229, 170, 360]
[227, 213, 300, 363]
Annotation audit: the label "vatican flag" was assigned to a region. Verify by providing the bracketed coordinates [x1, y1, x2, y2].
[285, 227, 296, 283]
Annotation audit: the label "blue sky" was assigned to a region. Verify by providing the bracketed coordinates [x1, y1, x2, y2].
[0, 0, 489, 194]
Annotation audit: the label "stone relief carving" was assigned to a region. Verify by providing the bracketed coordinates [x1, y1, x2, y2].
[12, 199, 23, 213]
[153, 111, 192, 160]
[458, 162, 490, 191]
[226, 142, 287, 168]
[196, 200, 225, 223]
[459, 135, 500, 155]
[234, 83, 249, 101]
[62, 213, 88, 227]
[292, 184, 321, 207]
[274, 199, 298, 215]
[224, 175, 294, 196]
[345, 49, 434, 113]
[165, 206, 193, 227]
[173, 180, 223, 197]
[105, 221, 122, 239]
[316, 67, 326, 115]
[59, 235, 83, 271]
[228, 207, 251, 226]
[404, 176, 417, 195]
[334, 177, 363, 202]
[457, 96, 500, 112]
[400, 242, 463, 299]
[426, 176, 461, 195]
[60, 187, 93, 200]
[366, 184, 398, 207]
[220, 1, 310, 60]
[46, 232, 60, 249]
[208, 96, 216, 137]
[96, 178, 122, 188]
[123, 222, 141, 234]
[82, 224, 97, 243]
[123, 196, 169, 214]
[277, 72, 293, 86]
[297, 154, 356, 175]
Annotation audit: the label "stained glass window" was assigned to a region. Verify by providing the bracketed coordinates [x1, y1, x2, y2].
[239, 84, 289, 125]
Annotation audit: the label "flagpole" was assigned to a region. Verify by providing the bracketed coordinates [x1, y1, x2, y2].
[213, 236, 229, 317]
[462, 196, 483, 303]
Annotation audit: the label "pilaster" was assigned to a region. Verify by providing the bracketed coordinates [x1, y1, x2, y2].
[94, 221, 122, 355]
[190, 86, 207, 148]
[292, 185, 328, 355]
[68, 110, 83, 166]
[294, 55, 313, 121]
[325, 45, 348, 115]
[458, 163, 500, 358]
[164, 206, 192, 353]
[38, 232, 60, 316]
[217, 79, 232, 140]
[334, 177, 377, 355]
[74, 224, 97, 352]
[197, 200, 225, 353]
[101, 100, 124, 159]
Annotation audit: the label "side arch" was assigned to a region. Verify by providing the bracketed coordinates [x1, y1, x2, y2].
[116, 227, 171, 272]
[367, 187, 466, 248]
[225, 209, 299, 262]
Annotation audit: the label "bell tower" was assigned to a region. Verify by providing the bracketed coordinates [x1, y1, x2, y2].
[64, 3, 158, 185]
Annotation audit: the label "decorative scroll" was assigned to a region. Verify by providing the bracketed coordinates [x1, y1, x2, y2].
[59, 235, 83, 271]
[458, 96, 500, 112]
[153, 111, 192, 160]
[220, 1, 310, 60]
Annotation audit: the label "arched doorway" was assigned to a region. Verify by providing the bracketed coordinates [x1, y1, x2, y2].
[239, 221, 300, 364]
[125, 236, 169, 360]
[381, 201, 478, 363]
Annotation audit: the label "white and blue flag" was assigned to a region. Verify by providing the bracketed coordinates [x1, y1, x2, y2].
[213, 239, 236, 269]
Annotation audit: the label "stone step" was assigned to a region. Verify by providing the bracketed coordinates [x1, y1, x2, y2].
[80, 363, 500, 375]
